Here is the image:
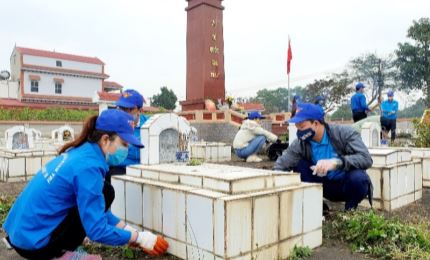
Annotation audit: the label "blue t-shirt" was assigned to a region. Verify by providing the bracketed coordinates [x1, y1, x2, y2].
[310, 130, 345, 180]
[118, 114, 150, 167]
[351, 92, 369, 112]
[381, 100, 398, 120]
[3, 142, 131, 250]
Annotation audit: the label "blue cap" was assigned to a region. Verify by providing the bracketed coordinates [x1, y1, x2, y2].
[288, 103, 324, 123]
[315, 95, 325, 104]
[387, 90, 394, 97]
[96, 109, 144, 148]
[116, 89, 144, 109]
[355, 82, 365, 91]
[247, 111, 265, 120]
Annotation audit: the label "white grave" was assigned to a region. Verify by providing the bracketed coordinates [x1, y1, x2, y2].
[360, 122, 381, 147]
[360, 148, 423, 211]
[0, 148, 57, 182]
[112, 164, 323, 259]
[51, 125, 75, 143]
[5, 126, 36, 150]
[140, 113, 192, 165]
[190, 142, 231, 162]
[410, 148, 430, 188]
[288, 123, 297, 143]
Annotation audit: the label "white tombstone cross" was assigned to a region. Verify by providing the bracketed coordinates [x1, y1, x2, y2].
[5, 126, 35, 150]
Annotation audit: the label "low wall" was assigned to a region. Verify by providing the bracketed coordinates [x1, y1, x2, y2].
[0, 121, 83, 138]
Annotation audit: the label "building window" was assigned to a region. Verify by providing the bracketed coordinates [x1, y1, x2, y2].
[31, 80, 39, 92]
[56, 60, 62, 67]
[55, 83, 62, 94]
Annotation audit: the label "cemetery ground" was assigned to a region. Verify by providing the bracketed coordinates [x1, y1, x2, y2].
[0, 156, 429, 259]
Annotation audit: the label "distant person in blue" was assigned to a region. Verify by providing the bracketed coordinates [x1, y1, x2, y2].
[351, 82, 370, 122]
[314, 95, 325, 107]
[106, 89, 150, 182]
[3, 109, 168, 260]
[380, 90, 399, 142]
[274, 103, 373, 211]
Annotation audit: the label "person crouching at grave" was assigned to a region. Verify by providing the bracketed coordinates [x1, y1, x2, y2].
[106, 89, 150, 183]
[233, 111, 278, 162]
[2, 109, 168, 260]
[274, 103, 373, 211]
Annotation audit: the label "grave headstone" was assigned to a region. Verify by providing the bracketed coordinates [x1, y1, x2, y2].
[140, 113, 192, 165]
[51, 125, 75, 143]
[5, 126, 35, 150]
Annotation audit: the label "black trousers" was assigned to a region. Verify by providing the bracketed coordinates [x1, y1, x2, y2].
[7, 181, 115, 260]
[105, 166, 126, 184]
[380, 117, 397, 142]
[352, 111, 367, 123]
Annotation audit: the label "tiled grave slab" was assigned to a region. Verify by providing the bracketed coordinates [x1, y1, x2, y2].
[360, 159, 422, 211]
[112, 172, 322, 260]
[368, 148, 412, 167]
[190, 142, 232, 162]
[0, 149, 58, 182]
[410, 148, 430, 188]
[126, 163, 300, 195]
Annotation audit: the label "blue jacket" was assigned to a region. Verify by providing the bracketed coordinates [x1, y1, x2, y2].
[381, 100, 398, 120]
[118, 114, 149, 167]
[350, 92, 369, 113]
[3, 142, 131, 250]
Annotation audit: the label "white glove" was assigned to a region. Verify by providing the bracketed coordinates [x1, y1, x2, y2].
[136, 231, 158, 250]
[310, 158, 342, 177]
[123, 224, 137, 233]
[135, 231, 169, 256]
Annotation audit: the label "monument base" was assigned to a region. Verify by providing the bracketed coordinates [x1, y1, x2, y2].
[180, 99, 207, 111]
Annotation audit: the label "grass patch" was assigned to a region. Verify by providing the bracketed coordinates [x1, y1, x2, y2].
[288, 245, 312, 259]
[0, 195, 14, 226]
[324, 210, 430, 259]
[187, 158, 203, 166]
[84, 243, 144, 259]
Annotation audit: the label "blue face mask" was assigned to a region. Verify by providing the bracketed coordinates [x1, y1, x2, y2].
[297, 128, 315, 142]
[106, 144, 128, 166]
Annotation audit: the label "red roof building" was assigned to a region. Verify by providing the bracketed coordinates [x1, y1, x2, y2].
[3, 46, 119, 109]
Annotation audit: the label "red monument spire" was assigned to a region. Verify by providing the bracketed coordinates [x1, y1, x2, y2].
[181, 0, 226, 111]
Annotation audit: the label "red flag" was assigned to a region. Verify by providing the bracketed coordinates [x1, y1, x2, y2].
[287, 38, 293, 75]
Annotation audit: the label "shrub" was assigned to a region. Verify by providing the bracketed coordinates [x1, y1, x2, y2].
[0, 107, 97, 121]
[412, 118, 430, 147]
[324, 211, 430, 259]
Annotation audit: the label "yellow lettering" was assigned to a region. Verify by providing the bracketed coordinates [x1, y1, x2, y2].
[209, 46, 219, 54]
[212, 33, 217, 41]
[211, 59, 219, 66]
[210, 72, 220, 78]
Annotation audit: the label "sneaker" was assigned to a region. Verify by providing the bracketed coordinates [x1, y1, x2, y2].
[54, 247, 102, 260]
[246, 154, 262, 162]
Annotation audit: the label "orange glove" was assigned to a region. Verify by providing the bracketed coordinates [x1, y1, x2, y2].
[136, 231, 169, 256]
[143, 236, 169, 256]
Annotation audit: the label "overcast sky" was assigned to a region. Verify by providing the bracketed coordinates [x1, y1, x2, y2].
[1, 0, 429, 103]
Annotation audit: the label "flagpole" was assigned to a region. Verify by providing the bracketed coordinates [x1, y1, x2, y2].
[288, 73, 290, 112]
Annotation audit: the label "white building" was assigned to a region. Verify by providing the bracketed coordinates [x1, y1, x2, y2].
[9, 46, 109, 106]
